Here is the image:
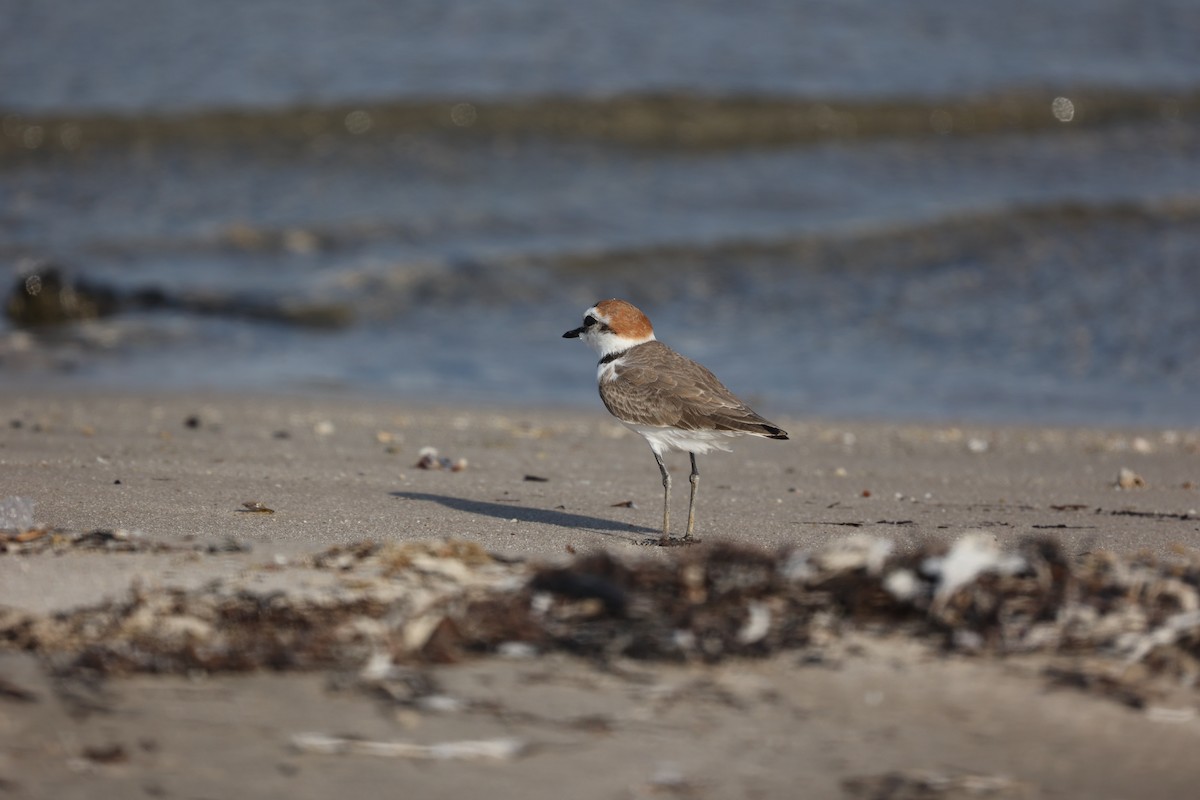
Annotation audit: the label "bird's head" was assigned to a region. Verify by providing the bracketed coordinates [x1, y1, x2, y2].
[563, 298, 656, 358]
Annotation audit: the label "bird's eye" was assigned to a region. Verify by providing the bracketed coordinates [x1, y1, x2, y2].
[584, 315, 598, 326]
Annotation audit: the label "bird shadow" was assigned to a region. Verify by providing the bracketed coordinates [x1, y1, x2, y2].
[391, 491, 659, 538]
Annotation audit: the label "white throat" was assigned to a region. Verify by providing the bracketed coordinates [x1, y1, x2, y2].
[582, 328, 655, 360]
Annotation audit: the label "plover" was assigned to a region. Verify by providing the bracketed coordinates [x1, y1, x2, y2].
[564, 298, 788, 544]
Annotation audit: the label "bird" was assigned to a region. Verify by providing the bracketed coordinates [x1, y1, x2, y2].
[563, 298, 788, 544]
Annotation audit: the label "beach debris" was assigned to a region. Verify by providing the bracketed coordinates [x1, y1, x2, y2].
[290, 733, 528, 762]
[183, 408, 223, 430]
[1116, 467, 1146, 489]
[1106, 507, 1196, 521]
[1, 525, 247, 556]
[611, 500, 637, 508]
[23, 528, 146, 553]
[736, 602, 772, 645]
[923, 531, 1025, 605]
[80, 744, 129, 765]
[240, 501, 275, 514]
[203, 537, 252, 554]
[415, 446, 468, 472]
[843, 769, 1028, 799]
[377, 430, 403, 453]
[4, 534, 1200, 708]
[0, 528, 47, 551]
[523, 474, 549, 482]
[415, 447, 440, 468]
[0, 526, 50, 549]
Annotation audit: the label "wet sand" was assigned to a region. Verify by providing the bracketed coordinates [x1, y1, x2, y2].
[2, 390, 1199, 798]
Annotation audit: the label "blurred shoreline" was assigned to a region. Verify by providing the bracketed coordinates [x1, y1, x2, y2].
[3, 2, 1198, 427]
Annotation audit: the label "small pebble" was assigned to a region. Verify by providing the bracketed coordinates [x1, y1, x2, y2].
[1117, 467, 1146, 489]
[415, 447, 468, 472]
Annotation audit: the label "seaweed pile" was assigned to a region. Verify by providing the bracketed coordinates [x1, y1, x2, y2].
[0, 525, 249, 556]
[2, 533, 1199, 706]
[521, 534, 1200, 701]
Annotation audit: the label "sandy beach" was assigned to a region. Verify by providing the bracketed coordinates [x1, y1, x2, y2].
[3, 390, 1200, 798]
[6, 3, 1200, 797]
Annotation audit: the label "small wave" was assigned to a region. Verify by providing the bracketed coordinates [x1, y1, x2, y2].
[2, 88, 1196, 159]
[6, 198, 1196, 336]
[184, 197, 1200, 319]
[12, 195, 1193, 265]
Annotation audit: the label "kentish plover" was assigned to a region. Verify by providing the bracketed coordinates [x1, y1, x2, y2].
[564, 298, 788, 544]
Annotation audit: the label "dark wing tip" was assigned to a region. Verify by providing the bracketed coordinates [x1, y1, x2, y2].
[762, 425, 789, 440]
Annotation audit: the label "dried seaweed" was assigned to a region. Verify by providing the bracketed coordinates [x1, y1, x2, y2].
[0, 527, 248, 556]
[3, 533, 1200, 707]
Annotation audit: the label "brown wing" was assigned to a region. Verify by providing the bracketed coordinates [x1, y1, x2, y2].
[599, 341, 788, 438]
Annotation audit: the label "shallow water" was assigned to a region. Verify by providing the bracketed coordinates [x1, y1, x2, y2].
[2, 2, 1199, 426]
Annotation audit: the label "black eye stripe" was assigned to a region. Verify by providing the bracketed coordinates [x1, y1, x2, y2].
[581, 314, 612, 333]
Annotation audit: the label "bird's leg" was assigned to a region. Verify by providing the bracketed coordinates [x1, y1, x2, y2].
[685, 452, 699, 540]
[653, 450, 671, 544]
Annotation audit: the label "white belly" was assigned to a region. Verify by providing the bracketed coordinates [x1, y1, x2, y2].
[624, 422, 738, 456]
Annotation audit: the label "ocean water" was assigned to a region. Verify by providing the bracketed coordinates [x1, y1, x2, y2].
[2, 1, 1199, 426]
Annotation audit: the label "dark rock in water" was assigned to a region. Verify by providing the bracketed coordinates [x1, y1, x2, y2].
[5, 264, 118, 327]
[5, 261, 354, 331]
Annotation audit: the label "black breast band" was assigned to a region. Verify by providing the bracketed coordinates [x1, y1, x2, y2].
[598, 350, 628, 365]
